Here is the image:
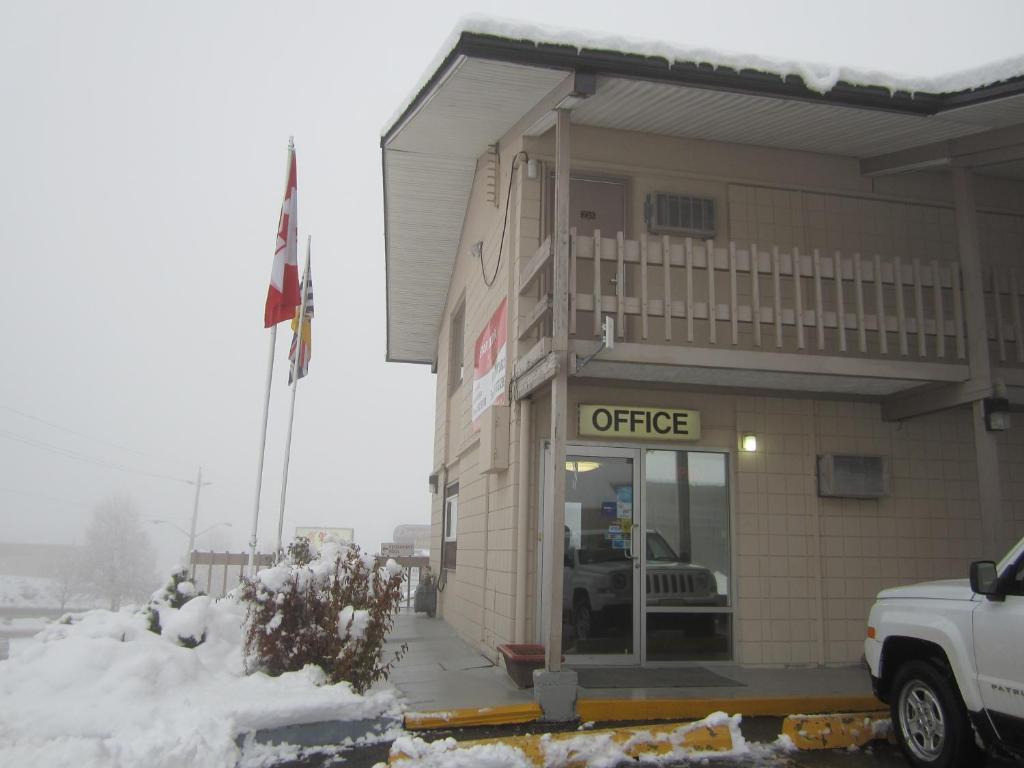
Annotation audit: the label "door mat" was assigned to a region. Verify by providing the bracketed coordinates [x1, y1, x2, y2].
[573, 667, 742, 688]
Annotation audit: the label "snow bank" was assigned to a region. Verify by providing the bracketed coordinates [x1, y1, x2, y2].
[383, 14, 1024, 135]
[0, 595, 402, 768]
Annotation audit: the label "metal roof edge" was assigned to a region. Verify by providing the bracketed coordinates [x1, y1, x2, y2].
[382, 31, 1024, 142]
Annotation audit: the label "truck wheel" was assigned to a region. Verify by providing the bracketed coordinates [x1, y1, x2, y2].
[891, 660, 985, 768]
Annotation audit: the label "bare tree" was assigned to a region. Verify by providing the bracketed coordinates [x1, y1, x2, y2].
[80, 497, 157, 610]
[50, 549, 85, 611]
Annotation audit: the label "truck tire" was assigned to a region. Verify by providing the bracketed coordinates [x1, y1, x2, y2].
[891, 660, 986, 768]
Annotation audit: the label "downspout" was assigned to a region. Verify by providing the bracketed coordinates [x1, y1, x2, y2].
[514, 398, 532, 643]
[480, 472, 490, 649]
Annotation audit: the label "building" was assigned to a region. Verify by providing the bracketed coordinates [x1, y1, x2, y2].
[381, 20, 1024, 673]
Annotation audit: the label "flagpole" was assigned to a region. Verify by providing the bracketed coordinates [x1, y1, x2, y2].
[276, 236, 311, 559]
[248, 324, 277, 571]
[249, 136, 296, 574]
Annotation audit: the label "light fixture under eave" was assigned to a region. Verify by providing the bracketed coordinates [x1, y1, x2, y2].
[566, 460, 600, 473]
[740, 434, 758, 452]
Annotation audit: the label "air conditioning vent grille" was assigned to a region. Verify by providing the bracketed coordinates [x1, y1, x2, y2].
[817, 454, 889, 499]
[647, 193, 715, 237]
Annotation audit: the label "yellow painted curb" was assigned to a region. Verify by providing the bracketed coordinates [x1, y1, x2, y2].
[576, 694, 884, 723]
[391, 719, 734, 765]
[782, 711, 891, 750]
[403, 702, 542, 730]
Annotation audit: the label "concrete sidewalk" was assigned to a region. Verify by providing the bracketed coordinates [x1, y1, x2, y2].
[382, 613, 876, 719]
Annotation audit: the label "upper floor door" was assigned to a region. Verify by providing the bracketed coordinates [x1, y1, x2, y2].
[546, 175, 627, 338]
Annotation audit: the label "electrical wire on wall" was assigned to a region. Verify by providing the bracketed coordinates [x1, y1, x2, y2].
[479, 151, 528, 288]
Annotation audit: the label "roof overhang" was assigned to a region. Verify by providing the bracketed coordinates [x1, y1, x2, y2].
[382, 23, 1024, 364]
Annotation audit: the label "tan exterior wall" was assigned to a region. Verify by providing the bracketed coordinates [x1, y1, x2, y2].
[528, 383, 985, 666]
[424, 122, 1024, 667]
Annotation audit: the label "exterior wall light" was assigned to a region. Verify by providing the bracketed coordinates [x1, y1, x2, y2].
[983, 397, 1011, 432]
[740, 434, 758, 452]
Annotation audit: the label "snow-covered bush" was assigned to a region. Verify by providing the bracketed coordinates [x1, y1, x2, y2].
[239, 539, 407, 694]
[145, 567, 207, 647]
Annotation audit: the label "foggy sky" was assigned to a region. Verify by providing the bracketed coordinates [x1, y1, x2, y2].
[2, 0, 1022, 575]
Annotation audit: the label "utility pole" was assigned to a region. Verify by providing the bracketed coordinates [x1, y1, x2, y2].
[186, 467, 213, 566]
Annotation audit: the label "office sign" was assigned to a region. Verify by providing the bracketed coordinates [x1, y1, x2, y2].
[578, 405, 700, 441]
[472, 298, 508, 428]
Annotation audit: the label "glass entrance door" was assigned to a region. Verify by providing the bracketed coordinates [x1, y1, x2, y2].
[642, 450, 732, 662]
[539, 445, 731, 665]
[560, 447, 639, 663]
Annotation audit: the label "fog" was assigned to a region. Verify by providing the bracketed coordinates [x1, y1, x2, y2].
[1, 0, 1021, 578]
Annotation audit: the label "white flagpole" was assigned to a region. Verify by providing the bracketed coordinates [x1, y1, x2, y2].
[248, 137, 295, 573]
[248, 324, 277, 571]
[276, 236, 311, 559]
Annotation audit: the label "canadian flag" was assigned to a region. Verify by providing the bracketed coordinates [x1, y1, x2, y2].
[264, 143, 301, 328]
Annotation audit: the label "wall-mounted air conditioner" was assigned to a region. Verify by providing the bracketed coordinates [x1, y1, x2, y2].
[817, 454, 890, 499]
[645, 192, 716, 238]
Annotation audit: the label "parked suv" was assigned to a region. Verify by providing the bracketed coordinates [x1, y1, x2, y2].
[865, 534, 1024, 767]
[564, 529, 725, 640]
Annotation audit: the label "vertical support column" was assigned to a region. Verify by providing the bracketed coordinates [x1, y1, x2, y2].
[953, 166, 1002, 558]
[545, 108, 571, 674]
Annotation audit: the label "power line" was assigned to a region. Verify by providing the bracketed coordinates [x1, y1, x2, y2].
[0, 428, 193, 485]
[0, 403, 193, 468]
[0, 487, 93, 509]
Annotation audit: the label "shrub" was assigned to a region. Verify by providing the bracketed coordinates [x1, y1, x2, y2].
[144, 567, 206, 646]
[239, 539, 407, 694]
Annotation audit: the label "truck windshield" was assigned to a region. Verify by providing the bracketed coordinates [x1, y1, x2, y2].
[646, 531, 680, 562]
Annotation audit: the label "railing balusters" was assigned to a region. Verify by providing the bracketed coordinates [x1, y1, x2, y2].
[772, 246, 783, 349]
[729, 241, 738, 345]
[813, 249, 824, 350]
[834, 251, 847, 353]
[993, 268, 1007, 363]
[592, 229, 602, 337]
[794, 247, 804, 350]
[932, 259, 945, 358]
[874, 254, 888, 355]
[854, 253, 866, 353]
[707, 239, 717, 344]
[751, 243, 761, 347]
[1012, 269, 1023, 363]
[569, 227, 577, 336]
[895, 256, 908, 355]
[616, 232, 625, 339]
[686, 237, 694, 343]
[640, 233, 649, 340]
[913, 258, 926, 357]
[663, 235, 672, 341]
[951, 263, 965, 360]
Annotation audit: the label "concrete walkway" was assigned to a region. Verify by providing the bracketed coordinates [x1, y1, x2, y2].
[382, 612, 874, 714]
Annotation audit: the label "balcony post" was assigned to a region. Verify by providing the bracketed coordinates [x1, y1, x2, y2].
[544, 107, 571, 675]
[952, 166, 1003, 558]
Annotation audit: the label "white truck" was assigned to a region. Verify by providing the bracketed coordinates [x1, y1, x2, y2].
[865, 534, 1024, 767]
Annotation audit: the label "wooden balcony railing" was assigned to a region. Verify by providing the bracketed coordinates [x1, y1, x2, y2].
[519, 231, 974, 366]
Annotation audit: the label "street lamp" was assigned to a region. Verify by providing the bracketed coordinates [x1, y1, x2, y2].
[151, 519, 231, 564]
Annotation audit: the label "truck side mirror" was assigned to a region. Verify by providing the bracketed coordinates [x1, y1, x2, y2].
[970, 560, 1001, 600]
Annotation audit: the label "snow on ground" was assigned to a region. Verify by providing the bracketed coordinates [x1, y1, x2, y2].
[0, 593, 402, 768]
[0, 574, 61, 608]
[391, 713, 798, 767]
[0, 574, 105, 610]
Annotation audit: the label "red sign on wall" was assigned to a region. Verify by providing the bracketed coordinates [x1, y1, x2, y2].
[472, 298, 508, 429]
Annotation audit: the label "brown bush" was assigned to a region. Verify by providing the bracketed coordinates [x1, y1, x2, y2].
[239, 541, 407, 694]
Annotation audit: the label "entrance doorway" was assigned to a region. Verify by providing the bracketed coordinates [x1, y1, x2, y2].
[540, 444, 732, 665]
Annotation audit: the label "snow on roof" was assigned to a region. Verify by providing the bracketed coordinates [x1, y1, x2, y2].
[383, 14, 1024, 137]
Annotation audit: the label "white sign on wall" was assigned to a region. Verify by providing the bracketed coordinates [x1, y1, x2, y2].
[381, 542, 414, 558]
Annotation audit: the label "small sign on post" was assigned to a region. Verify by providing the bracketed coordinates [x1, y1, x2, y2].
[381, 542, 414, 558]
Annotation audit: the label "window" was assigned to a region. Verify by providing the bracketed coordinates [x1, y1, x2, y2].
[448, 302, 465, 393]
[442, 482, 458, 570]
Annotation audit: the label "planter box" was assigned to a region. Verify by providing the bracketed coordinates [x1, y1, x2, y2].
[497, 643, 548, 689]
